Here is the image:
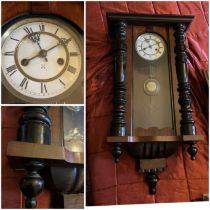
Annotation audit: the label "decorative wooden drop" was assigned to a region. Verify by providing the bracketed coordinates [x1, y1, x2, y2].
[19, 161, 45, 208]
[174, 23, 197, 160]
[145, 171, 159, 194]
[111, 21, 127, 162]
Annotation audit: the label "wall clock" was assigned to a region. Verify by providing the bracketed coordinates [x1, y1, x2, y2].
[2, 13, 83, 103]
[106, 13, 203, 194]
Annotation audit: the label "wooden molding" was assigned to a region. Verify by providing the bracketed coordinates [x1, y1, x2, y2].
[7, 141, 84, 165]
[107, 135, 203, 143]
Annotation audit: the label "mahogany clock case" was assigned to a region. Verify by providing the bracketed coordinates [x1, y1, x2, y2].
[106, 13, 205, 195]
[1, 2, 84, 104]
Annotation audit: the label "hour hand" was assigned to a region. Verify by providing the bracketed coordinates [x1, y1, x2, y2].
[25, 28, 47, 62]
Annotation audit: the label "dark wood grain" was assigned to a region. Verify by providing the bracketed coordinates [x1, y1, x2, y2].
[168, 27, 181, 136]
[48, 107, 63, 146]
[2, 2, 83, 30]
[18, 107, 51, 144]
[2, 2, 31, 23]
[111, 21, 127, 162]
[107, 13, 194, 37]
[174, 23, 197, 160]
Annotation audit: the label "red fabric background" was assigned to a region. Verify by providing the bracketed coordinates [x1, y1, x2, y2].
[86, 1, 209, 205]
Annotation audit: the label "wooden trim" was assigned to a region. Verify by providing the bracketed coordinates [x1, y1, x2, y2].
[7, 141, 84, 164]
[168, 27, 180, 135]
[48, 107, 64, 146]
[125, 25, 133, 136]
[107, 13, 194, 37]
[64, 193, 84, 209]
[107, 135, 203, 142]
[139, 158, 166, 171]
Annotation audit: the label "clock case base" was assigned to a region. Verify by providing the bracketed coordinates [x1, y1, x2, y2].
[106, 13, 203, 195]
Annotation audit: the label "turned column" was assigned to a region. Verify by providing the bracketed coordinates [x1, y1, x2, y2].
[174, 24, 197, 160]
[18, 106, 51, 208]
[111, 21, 127, 162]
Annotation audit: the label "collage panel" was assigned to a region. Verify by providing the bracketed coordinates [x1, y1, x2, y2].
[1, 1, 85, 209]
[1, 0, 209, 210]
[86, 0, 208, 207]
[1, 1, 84, 104]
[2, 106, 84, 208]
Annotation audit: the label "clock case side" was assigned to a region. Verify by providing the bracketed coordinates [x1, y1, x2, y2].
[1, 13, 84, 104]
[106, 13, 203, 194]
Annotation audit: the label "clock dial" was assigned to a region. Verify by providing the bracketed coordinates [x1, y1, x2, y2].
[2, 15, 83, 103]
[135, 33, 165, 61]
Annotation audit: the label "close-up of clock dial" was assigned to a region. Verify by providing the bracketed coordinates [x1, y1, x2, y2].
[2, 15, 83, 103]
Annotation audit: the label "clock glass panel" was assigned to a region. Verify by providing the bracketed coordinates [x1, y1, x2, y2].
[63, 106, 84, 152]
[132, 31, 174, 135]
[1, 15, 83, 103]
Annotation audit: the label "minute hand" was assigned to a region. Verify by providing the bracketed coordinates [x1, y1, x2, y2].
[45, 43, 61, 52]
[45, 38, 71, 52]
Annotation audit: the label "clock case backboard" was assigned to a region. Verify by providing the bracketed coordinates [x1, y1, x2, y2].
[106, 13, 203, 194]
[1, 13, 84, 104]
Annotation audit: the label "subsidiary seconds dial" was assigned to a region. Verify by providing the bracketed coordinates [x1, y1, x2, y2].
[135, 33, 165, 61]
[2, 15, 83, 103]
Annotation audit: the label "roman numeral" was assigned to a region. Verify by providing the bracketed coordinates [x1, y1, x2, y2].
[55, 28, 59, 35]
[39, 24, 45, 31]
[4, 51, 14, 56]
[41, 83, 47, 93]
[67, 65, 77, 74]
[6, 65, 17, 73]
[70, 52, 79, 56]
[59, 79, 66, 86]
[10, 37, 20, 42]
[6, 65, 17, 76]
[20, 77, 29, 89]
[24, 26, 33, 35]
[24, 27, 40, 43]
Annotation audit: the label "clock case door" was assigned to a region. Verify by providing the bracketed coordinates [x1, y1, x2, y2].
[1, 13, 84, 104]
[126, 25, 180, 159]
[106, 13, 203, 194]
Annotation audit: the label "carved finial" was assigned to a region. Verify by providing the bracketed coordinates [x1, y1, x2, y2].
[187, 142, 197, 160]
[19, 161, 45, 209]
[112, 143, 122, 163]
[145, 171, 159, 194]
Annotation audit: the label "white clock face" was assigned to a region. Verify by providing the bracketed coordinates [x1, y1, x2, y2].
[135, 33, 165, 61]
[2, 15, 83, 103]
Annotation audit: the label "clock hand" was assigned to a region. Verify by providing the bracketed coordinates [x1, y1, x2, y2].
[28, 32, 48, 62]
[21, 53, 40, 66]
[21, 48, 49, 66]
[21, 37, 71, 66]
[43, 38, 71, 52]
[144, 43, 159, 49]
